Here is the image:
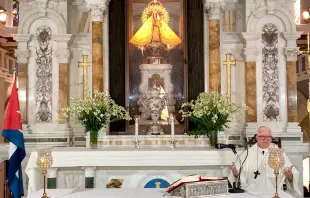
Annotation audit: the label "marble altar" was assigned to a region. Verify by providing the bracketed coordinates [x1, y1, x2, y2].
[27, 188, 296, 198]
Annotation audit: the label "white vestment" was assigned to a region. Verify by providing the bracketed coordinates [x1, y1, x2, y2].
[228, 143, 301, 197]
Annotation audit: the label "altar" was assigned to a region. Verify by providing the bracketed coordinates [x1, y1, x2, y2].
[25, 147, 237, 195]
[27, 188, 296, 198]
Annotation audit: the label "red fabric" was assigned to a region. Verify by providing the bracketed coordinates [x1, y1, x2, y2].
[3, 74, 22, 130]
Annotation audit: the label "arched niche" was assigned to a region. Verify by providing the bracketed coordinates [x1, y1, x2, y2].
[247, 6, 296, 33]
[19, 8, 67, 34]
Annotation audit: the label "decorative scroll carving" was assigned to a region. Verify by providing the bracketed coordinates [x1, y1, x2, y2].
[55, 49, 71, 64]
[88, 3, 108, 22]
[204, 0, 226, 20]
[262, 23, 280, 121]
[36, 26, 53, 123]
[14, 49, 30, 64]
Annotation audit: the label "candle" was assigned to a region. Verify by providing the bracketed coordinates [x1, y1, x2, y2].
[135, 120, 139, 140]
[170, 114, 175, 140]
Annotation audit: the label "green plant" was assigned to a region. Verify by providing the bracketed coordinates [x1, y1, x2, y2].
[180, 92, 244, 139]
[61, 91, 131, 133]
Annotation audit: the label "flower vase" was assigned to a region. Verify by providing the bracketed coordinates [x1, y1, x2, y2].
[89, 130, 99, 149]
[208, 131, 218, 147]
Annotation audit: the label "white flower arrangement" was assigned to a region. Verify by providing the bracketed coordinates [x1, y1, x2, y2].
[180, 92, 245, 143]
[61, 91, 131, 133]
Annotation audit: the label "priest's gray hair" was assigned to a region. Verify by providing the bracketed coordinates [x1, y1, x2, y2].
[256, 126, 271, 135]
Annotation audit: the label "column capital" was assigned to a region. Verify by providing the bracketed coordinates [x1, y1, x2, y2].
[52, 34, 72, 43]
[281, 32, 302, 61]
[284, 47, 299, 62]
[82, 167, 97, 177]
[241, 32, 261, 42]
[241, 32, 261, 62]
[86, 0, 110, 22]
[281, 32, 303, 47]
[14, 49, 30, 64]
[203, 0, 226, 20]
[54, 49, 71, 64]
[12, 34, 33, 49]
[47, 168, 58, 178]
[243, 48, 260, 62]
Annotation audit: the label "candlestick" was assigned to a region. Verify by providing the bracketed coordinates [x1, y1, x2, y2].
[134, 115, 140, 140]
[133, 139, 141, 150]
[170, 114, 175, 140]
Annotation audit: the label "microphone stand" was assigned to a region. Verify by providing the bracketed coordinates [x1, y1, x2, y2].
[228, 139, 248, 193]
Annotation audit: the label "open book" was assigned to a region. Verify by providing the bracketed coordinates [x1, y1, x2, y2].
[166, 175, 225, 193]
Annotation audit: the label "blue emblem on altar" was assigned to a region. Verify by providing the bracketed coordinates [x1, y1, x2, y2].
[144, 178, 170, 188]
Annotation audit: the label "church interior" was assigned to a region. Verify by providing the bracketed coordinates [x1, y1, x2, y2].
[1, 0, 310, 197]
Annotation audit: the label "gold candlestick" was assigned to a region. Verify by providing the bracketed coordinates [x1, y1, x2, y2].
[268, 148, 285, 198]
[36, 148, 53, 198]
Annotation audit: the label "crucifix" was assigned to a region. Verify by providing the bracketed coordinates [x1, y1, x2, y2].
[223, 54, 236, 111]
[254, 170, 260, 179]
[78, 55, 90, 98]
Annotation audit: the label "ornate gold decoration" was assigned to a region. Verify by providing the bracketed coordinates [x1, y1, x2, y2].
[36, 148, 53, 198]
[78, 55, 90, 98]
[268, 148, 285, 198]
[223, 54, 236, 111]
[129, 0, 181, 64]
[141, 0, 169, 24]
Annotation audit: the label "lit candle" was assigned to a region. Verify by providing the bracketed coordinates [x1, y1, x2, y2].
[170, 114, 175, 140]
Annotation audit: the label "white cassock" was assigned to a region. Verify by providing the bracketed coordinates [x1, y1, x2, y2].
[228, 143, 302, 197]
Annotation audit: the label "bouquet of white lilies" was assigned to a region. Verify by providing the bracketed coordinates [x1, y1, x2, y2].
[180, 92, 244, 146]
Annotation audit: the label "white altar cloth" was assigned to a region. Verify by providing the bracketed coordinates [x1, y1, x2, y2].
[27, 188, 295, 198]
[25, 147, 238, 195]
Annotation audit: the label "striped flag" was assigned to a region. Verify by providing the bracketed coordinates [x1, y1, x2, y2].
[2, 73, 26, 198]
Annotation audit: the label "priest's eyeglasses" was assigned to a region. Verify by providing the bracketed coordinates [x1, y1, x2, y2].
[257, 136, 272, 140]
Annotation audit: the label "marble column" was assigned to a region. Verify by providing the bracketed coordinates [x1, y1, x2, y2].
[87, 3, 107, 93]
[282, 32, 302, 126]
[246, 62, 257, 122]
[53, 35, 72, 124]
[286, 61, 298, 122]
[12, 34, 33, 124]
[47, 168, 58, 189]
[205, 0, 225, 93]
[84, 167, 96, 188]
[242, 33, 260, 124]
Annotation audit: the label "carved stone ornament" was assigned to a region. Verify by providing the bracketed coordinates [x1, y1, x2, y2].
[14, 49, 30, 64]
[243, 48, 259, 62]
[204, 0, 226, 20]
[87, 3, 108, 22]
[266, 0, 276, 14]
[35, 0, 49, 9]
[55, 49, 71, 64]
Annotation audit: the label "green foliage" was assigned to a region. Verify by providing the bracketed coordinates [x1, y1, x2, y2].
[180, 92, 245, 138]
[61, 92, 131, 133]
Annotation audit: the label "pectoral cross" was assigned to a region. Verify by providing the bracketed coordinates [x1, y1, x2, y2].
[78, 55, 90, 98]
[223, 54, 236, 111]
[254, 170, 260, 179]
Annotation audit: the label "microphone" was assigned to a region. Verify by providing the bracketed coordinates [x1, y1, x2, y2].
[215, 143, 237, 149]
[215, 143, 246, 193]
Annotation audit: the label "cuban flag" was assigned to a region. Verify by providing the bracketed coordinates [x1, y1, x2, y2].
[2, 73, 26, 198]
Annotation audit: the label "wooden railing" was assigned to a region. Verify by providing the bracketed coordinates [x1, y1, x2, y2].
[4, 180, 10, 198]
